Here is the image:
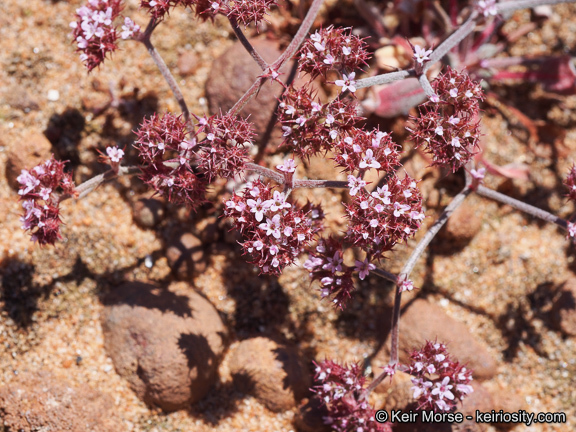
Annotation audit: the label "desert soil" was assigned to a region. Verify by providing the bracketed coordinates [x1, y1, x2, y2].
[1, 0, 576, 431]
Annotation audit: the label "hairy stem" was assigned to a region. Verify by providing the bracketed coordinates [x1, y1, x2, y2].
[140, 31, 191, 124]
[355, 69, 415, 90]
[228, 0, 325, 116]
[496, 0, 576, 14]
[60, 165, 141, 202]
[270, 0, 325, 71]
[424, 11, 478, 72]
[244, 162, 286, 184]
[475, 185, 568, 229]
[294, 179, 350, 188]
[228, 16, 268, 71]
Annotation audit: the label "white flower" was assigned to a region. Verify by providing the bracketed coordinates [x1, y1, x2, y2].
[334, 72, 357, 93]
[413, 45, 433, 64]
[435, 125, 444, 136]
[106, 146, 124, 163]
[450, 137, 461, 147]
[359, 149, 381, 169]
[276, 158, 297, 173]
[470, 167, 486, 180]
[449, 88, 458, 98]
[347, 175, 367, 196]
[121, 17, 140, 40]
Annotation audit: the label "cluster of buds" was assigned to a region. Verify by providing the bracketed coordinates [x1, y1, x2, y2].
[17, 158, 77, 246]
[407, 341, 474, 412]
[224, 180, 323, 275]
[345, 174, 424, 259]
[408, 67, 484, 171]
[277, 85, 361, 159]
[332, 127, 401, 175]
[133, 112, 207, 207]
[312, 360, 392, 432]
[297, 26, 370, 79]
[304, 237, 356, 309]
[70, 0, 125, 71]
[195, 113, 255, 180]
[141, 0, 278, 26]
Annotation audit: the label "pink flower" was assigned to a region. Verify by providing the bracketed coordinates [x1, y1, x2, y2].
[354, 258, 375, 280]
[276, 158, 297, 173]
[106, 146, 124, 163]
[347, 175, 367, 196]
[120, 17, 140, 39]
[335, 72, 357, 93]
[413, 45, 433, 64]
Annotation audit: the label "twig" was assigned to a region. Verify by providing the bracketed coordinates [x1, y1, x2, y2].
[365, 181, 473, 396]
[424, 11, 479, 72]
[60, 165, 141, 202]
[355, 69, 415, 90]
[228, 16, 268, 71]
[139, 21, 191, 124]
[496, 0, 576, 14]
[475, 185, 568, 229]
[294, 179, 349, 188]
[227, 0, 325, 116]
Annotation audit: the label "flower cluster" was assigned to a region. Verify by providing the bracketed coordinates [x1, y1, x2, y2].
[332, 127, 401, 175]
[277, 85, 361, 159]
[476, 0, 498, 17]
[297, 26, 370, 79]
[227, 0, 279, 27]
[312, 360, 392, 432]
[304, 237, 356, 309]
[195, 113, 255, 180]
[564, 164, 576, 202]
[70, 0, 124, 71]
[224, 180, 323, 275]
[133, 113, 207, 207]
[407, 341, 474, 412]
[408, 67, 484, 171]
[18, 158, 76, 246]
[345, 174, 424, 259]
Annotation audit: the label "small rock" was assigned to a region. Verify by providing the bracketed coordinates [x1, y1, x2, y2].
[178, 50, 200, 76]
[461, 382, 494, 415]
[440, 197, 484, 246]
[132, 197, 165, 228]
[101, 282, 228, 411]
[229, 337, 310, 412]
[380, 299, 498, 380]
[5, 132, 53, 190]
[205, 39, 324, 147]
[552, 277, 576, 336]
[0, 371, 121, 432]
[166, 232, 207, 279]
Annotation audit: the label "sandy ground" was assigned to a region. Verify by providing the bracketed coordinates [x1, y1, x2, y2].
[1, 0, 576, 431]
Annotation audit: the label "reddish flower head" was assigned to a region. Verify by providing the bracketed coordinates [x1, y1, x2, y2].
[297, 26, 370, 79]
[407, 341, 474, 412]
[344, 174, 424, 259]
[224, 180, 323, 275]
[195, 113, 255, 180]
[409, 67, 484, 171]
[312, 359, 392, 432]
[18, 157, 76, 246]
[70, 0, 123, 71]
[133, 112, 207, 208]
